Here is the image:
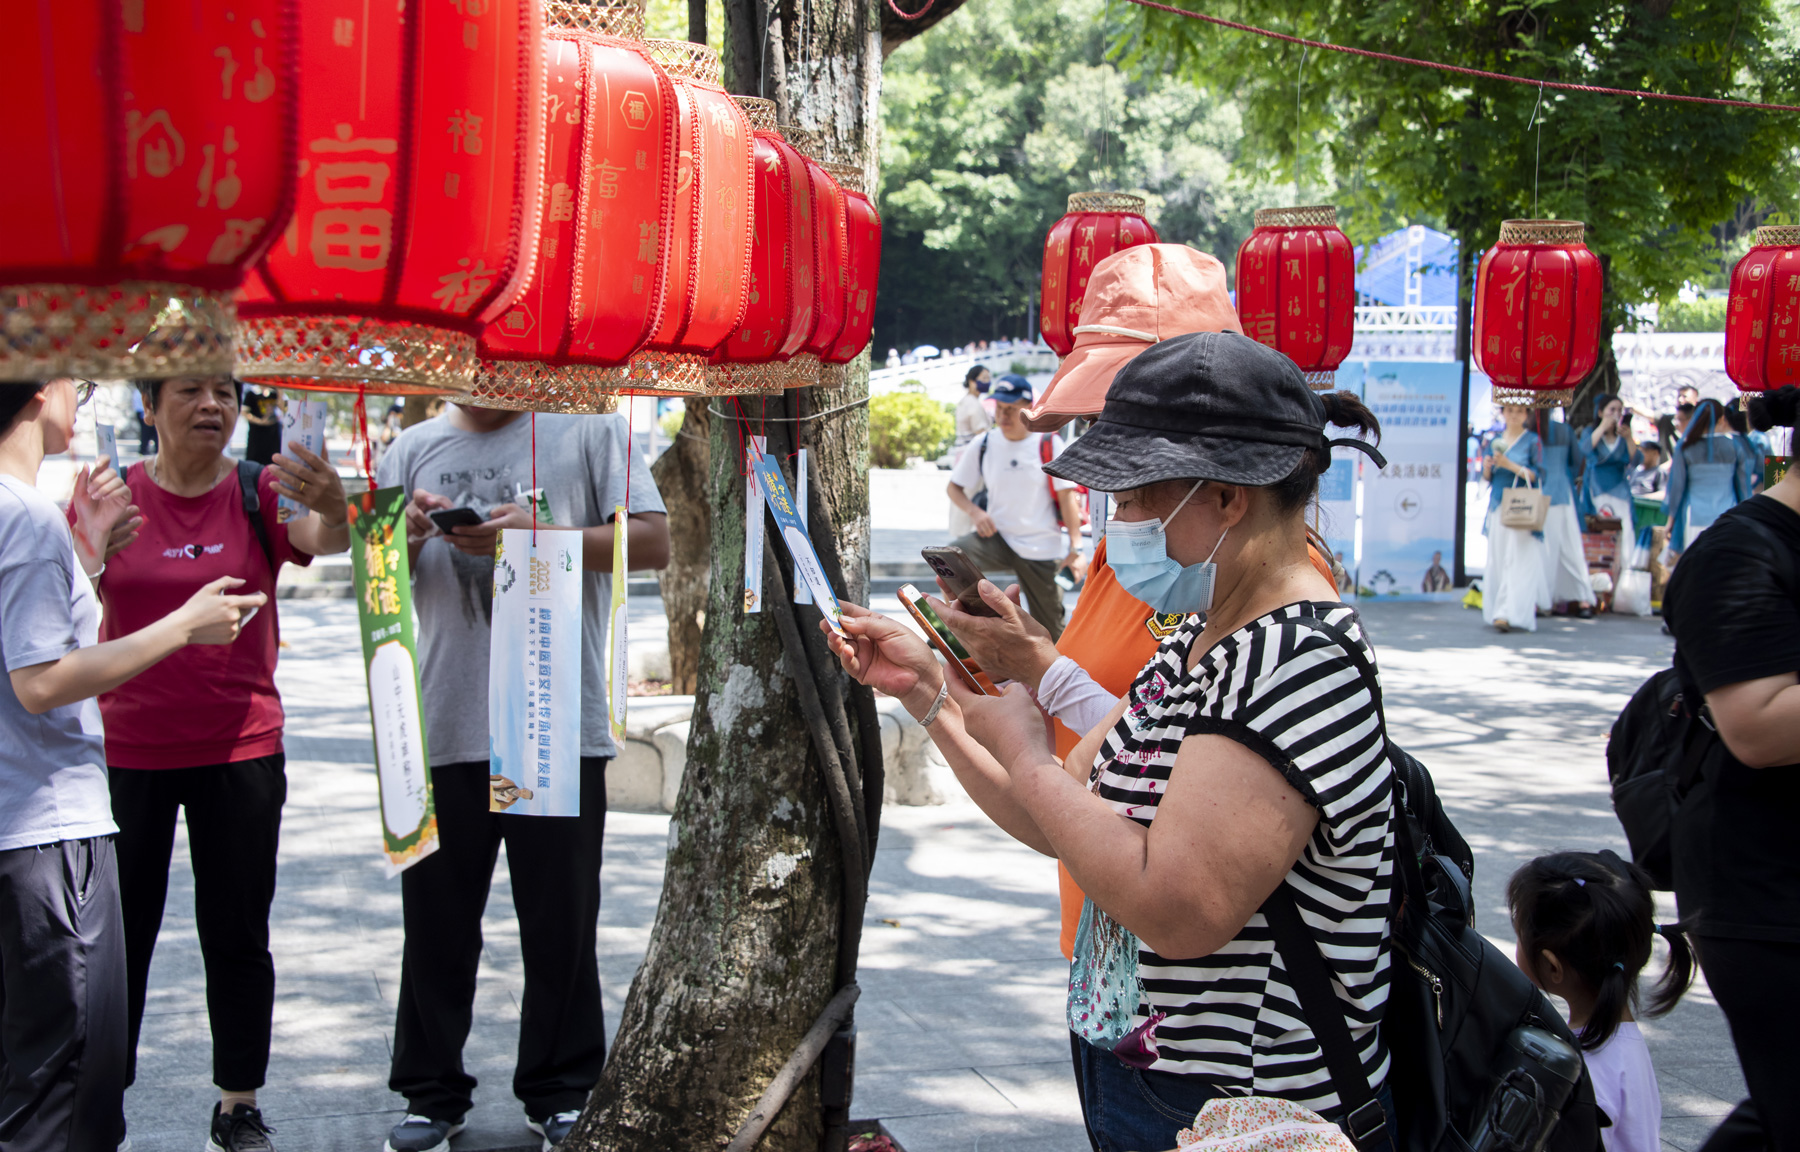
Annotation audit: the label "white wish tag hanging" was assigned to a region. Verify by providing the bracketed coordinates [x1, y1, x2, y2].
[488, 529, 582, 817]
[743, 434, 766, 614]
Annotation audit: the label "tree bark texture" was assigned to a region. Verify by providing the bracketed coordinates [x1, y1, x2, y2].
[565, 3, 887, 1149]
[652, 401, 713, 695]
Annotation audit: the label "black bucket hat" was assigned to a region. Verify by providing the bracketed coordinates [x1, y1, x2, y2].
[1045, 330, 1383, 493]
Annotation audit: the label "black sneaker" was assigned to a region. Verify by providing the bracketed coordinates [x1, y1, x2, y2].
[208, 1103, 276, 1152]
[525, 1110, 581, 1151]
[383, 1114, 466, 1152]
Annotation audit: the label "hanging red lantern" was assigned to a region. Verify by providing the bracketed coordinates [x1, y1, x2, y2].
[1234, 205, 1355, 389]
[706, 98, 815, 396]
[823, 161, 882, 375]
[1472, 219, 1603, 407]
[1039, 193, 1159, 357]
[786, 129, 847, 390]
[235, 0, 545, 394]
[1725, 225, 1800, 394]
[465, 4, 676, 412]
[616, 39, 754, 397]
[0, 0, 296, 380]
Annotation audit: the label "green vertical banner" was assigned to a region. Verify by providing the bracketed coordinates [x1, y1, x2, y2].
[349, 486, 440, 876]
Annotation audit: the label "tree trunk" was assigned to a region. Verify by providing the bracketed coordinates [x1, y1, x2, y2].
[564, 3, 885, 1149]
[652, 402, 712, 695]
[1570, 252, 1623, 425]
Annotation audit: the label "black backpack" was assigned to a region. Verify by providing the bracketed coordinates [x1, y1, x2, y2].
[1263, 616, 1603, 1152]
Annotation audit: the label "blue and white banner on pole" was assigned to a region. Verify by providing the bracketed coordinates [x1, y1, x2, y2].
[747, 439, 845, 635]
[1355, 362, 1461, 600]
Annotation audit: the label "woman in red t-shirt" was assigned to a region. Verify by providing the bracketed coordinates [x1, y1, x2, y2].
[94, 376, 348, 1151]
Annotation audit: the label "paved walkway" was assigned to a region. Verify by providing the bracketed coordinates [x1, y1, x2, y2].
[124, 598, 1743, 1152]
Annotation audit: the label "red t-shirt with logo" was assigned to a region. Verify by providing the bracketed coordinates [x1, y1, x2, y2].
[95, 462, 311, 769]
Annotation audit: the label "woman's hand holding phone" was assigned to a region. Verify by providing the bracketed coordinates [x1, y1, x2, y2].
[821, 601, 946, 721]
[933, 580, 1061, 691]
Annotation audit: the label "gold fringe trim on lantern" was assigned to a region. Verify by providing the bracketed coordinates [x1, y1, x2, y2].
[783, 125, 825, 161]
[707, 360, 792, 396]
[817, 361, 851, 392]
[458, 360, 621, 413]
[1304, 369, 1337, 391]
[1755, 225, 1800, 247]
[823, 162, 866, 196]
[1254, 204, 1338, 229]
[1491, 387, 1574, 409]
[543, 0, 644, 37]
[0, 281, 235, 382]
[1496, 219, 1586, 246]
[735, 96, 778, 133]
[643, 38, 723, 85]
[1068, 191, 1147, 215]
[235, 315, 476, 395]
[784, 352, 822, 389]
[617, 350, 709, 396]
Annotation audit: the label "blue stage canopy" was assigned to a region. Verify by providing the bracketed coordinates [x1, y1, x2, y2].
[1354, 225, 1460, 307]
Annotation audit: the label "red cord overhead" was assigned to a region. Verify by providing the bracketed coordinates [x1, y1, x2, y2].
[1121, 0, 1800, 114]
[886, 0, 936, 20]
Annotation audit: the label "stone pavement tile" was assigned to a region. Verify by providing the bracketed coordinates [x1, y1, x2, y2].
[851, 1066, 1012, 1120]
[880, 1107, 1090, 1152]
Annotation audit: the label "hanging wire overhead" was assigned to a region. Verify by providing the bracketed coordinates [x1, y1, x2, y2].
[1121, 0, 1800, 114]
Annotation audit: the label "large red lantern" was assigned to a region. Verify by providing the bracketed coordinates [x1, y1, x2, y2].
[235, 0, 545, 394]
[789, 131, 849, 389]
[823, 162, 882, 376]
[1, 0, 296, 380]
[706, 99, 814, 395]
[1235, 205, 1355, 389]
[465, 4, 676, 412]
[1039, 193, 1159, 356]
[1473, 219, 1603, 407]
[620, 40, 754, 397]
[1725, 225, 1800, 394]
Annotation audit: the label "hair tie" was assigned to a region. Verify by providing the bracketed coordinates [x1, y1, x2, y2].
[1612, 961, 1625, 972]
[1574, 878, 1586, 887]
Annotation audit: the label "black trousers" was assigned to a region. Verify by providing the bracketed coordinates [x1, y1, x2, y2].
[109, 755, 287, 1093]
[1697, 936, 1800, 1152]
[389, 758, 608, 1122]
[0, 836, 127, 1152]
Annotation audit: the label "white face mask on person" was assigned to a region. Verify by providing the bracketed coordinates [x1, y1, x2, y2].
[1105, 479, 1230, 615]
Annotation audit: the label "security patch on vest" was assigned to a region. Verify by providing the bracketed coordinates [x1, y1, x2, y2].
[1144, 611, 1186, 640]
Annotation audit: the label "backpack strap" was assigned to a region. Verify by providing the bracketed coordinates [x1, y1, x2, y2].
[236, 459, 277, 574]
[1039, 432, 1057, 505]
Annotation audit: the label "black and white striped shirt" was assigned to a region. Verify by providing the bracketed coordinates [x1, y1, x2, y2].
[1092, 602, 1394, 1111]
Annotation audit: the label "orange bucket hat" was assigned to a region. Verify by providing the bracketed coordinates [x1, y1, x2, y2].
[1026, 243, 1241, 432]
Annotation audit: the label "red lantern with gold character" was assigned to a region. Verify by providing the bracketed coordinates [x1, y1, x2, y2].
[235, 0, 545, 394]
[825, 162, 882, 371]
[467, 4, 677, 411]
[788, 131, 848, 389]
[1039, 193, 1158, 357]
[706, 98, 815, 396]
[1725, 225, 1800, 394]
[0, 0, 296, 380]
[1234, 205, 1355, 389]
[1472, 219, 1603, 408]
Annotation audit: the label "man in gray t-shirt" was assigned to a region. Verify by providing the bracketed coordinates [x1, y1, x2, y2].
[375, 404, 667, 1148]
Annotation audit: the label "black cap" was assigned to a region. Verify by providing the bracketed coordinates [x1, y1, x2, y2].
[1047, 331, 1356, 493]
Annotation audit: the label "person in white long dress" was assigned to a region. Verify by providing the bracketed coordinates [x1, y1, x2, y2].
[1483, 404, 1551, 632]
[1535, 409, 1597, 617]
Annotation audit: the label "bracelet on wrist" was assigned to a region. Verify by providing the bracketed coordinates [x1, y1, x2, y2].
[917, 680, 950, 728]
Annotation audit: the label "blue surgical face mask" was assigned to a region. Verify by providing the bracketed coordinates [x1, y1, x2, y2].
[1105, 479, 1230, 615]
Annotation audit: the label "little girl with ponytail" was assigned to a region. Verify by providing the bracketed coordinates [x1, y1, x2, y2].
[1508, 851, 1694, 1152]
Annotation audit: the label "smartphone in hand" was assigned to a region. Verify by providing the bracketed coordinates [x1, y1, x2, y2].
[427, 506, 486, 534]
[920, 545, 1000, 617]
[898, 584, 996, 695]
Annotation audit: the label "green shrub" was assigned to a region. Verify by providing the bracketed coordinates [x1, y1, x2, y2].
[1657, 296, 1728, 332]
[869, 390, 953, 468]
[658, 403, 686, 440]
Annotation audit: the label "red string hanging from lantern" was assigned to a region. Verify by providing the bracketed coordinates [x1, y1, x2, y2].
[1472, 219, 1603, 408]
[0, 0, 297, 381]
[707, 98, 817, 396]
[1039, 193, 1159, 357]
[1234, 205, 1355, 389]
[824, 162, 882, 374]
[234, 0, 546, 395]
[1725, 225, 1800, 395]
[464, 3, 673, 412]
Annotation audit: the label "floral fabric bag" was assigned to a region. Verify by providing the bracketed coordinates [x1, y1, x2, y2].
[1066, 897, 1164, 1068]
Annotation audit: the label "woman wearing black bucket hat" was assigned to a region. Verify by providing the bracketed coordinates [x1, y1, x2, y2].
[825, 331, 1393, 1150]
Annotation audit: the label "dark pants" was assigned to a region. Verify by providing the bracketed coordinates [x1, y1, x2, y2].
[1697, 936, 1800, 1152]
[109, 755, 287, 1093]
[389, 758, 608, 1122]
[0, 837, 127, 1152]
[947, 530, 1068, 639]
[1070, 1033, 1395, 1152]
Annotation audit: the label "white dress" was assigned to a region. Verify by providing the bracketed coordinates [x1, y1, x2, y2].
[1586, 1022, 1660, 1152]
[1484, 508, 1549, 631]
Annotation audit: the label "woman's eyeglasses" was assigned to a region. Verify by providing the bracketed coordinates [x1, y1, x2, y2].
[73, 380, 97, 407]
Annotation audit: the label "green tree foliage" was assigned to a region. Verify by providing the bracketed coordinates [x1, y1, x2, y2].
[876, 0, 1261, 352]
[1114, 0, 1800, 392]
[868, 389, 954, 467]
[1656, 296, 1729, 332]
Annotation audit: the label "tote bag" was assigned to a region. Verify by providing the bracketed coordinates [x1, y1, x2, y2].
[1499, 476, 1550, 531]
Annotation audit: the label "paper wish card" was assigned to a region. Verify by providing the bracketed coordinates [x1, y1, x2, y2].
[488, 528, 583, 817]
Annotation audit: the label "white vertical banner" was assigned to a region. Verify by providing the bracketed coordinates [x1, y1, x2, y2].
[1358, 362, 1461, 600]
[607, 503, 629, 739]
[793, 448, 812, 604]
[743, 434, 766, 614]
[488, 529, 583, 816]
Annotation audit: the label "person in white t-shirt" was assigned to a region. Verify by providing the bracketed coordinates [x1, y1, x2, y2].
[1508, 851, 1697, 1152]
[945, 376, 1085, 638]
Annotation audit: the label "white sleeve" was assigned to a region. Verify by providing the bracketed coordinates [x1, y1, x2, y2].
[1035, 655, 1120, 735]
[1046, 434, 1078, 491]
[948, 432, 984, 491]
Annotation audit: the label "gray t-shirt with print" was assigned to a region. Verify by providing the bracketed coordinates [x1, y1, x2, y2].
[377, 412, 664, 764]
[0, 476, 117, 851]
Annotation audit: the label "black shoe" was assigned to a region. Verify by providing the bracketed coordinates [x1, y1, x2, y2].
[208, 1103, 276, 1152]
[384, 1115, 467, 1152]
[1574, 603, 1595, 619]
[526, 1110, 582, 1151]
